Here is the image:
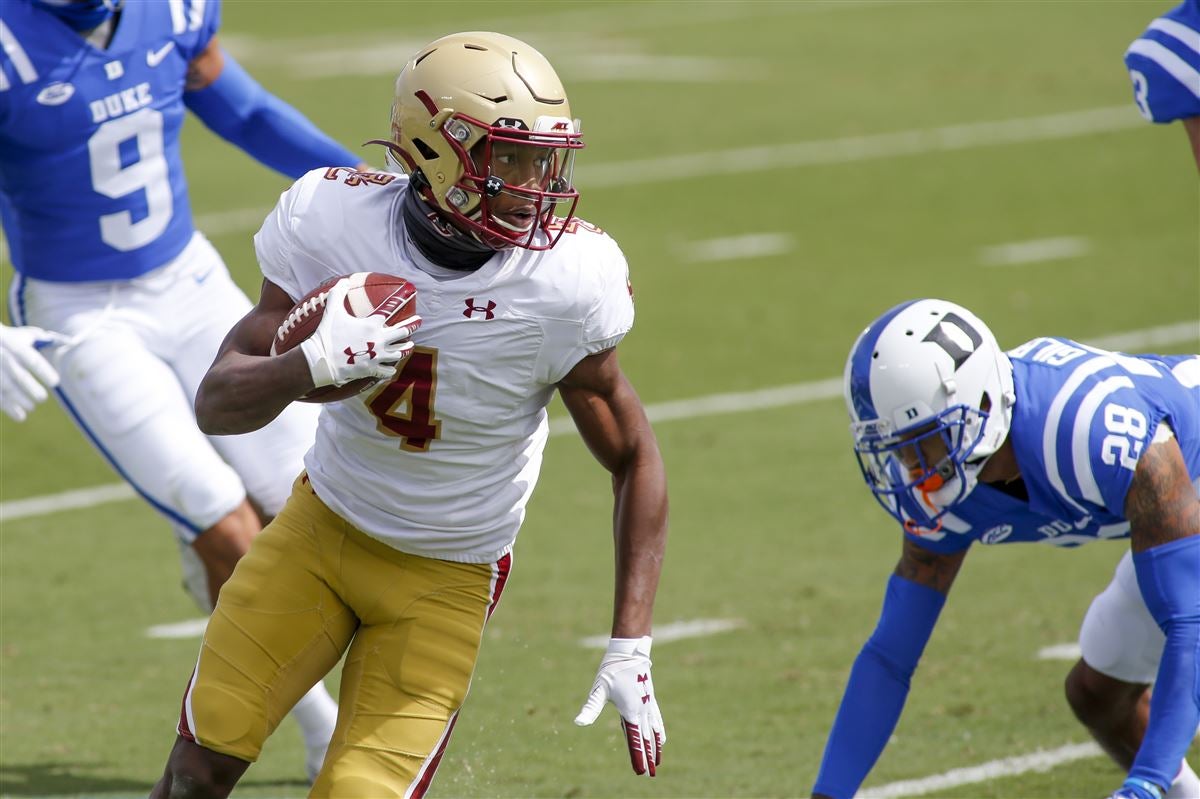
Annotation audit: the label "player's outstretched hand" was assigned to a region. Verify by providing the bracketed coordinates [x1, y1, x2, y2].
[0, 323, 69, 422]
[1107, 778, 1165, 799]
[574, 635, 665, 776]
[299, 278, 422, 388]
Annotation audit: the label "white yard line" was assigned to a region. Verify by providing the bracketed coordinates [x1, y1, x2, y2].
[275, 47, 765, 81]
[579, 618, 746, 649]
[1037, 642, 1083, 661]
[191, 105, 1148, 236]
[193, 206, 271, 237]
[980, 236, 1092, 267]
[856, 742, 1104, 798]
[0, 482, 136, 522]
[145, 618, 209, 639]
[682, 233, 794, 263]
[218, 0, 888, 73]
[575, 105, 1144, 189]
[144, 615, 747, 645]
[2, 320, 1196, 524]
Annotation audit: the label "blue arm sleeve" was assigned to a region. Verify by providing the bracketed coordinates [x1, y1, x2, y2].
[812, 575, 948, 799]
[1129, 535, 1200, 792]
[183, 52, 361, 179]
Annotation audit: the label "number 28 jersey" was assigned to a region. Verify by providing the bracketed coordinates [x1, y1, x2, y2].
[255, 168, 635, 564]
[900, 340, 1200, 554]
[0, 0, 218, 281]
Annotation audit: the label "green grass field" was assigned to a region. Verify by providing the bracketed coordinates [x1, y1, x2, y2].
[1, 2, 1198, 797]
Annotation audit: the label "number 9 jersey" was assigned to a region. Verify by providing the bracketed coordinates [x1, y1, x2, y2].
[254, 167, 636, 564]
[0, 0, 219, 281]
[1124, 0, 1200, 124]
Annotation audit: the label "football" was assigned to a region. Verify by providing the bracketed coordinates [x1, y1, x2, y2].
[272, 271, 418, 403]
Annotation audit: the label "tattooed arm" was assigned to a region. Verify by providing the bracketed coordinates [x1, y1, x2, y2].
[1126, 434, 1198, 553]
[895, 536, 969, 592]
[1119, 432, 1200, 796]
[811, 539, 969, 799]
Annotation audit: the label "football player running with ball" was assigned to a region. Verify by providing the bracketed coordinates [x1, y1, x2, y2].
[1124, 0, 1200, 170]
[150, 32, 669, 798]
[0, 0, 362, 779]
[812, 300, 1199, 799]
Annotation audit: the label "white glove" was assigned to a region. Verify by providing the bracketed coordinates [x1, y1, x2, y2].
[574, 635, 665, 776]
[0, 324, 69, 422]
[299, 278, 422, 388]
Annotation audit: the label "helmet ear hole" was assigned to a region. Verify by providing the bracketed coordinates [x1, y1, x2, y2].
[412, 138, 440, 161]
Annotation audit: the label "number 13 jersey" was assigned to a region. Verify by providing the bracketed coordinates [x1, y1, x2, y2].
[254, 168, 635, 563]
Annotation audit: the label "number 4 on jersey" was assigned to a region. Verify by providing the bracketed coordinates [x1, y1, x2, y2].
[367, 347, 442, 452]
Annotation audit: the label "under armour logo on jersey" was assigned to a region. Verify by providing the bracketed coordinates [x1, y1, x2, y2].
[637, 673, 652, 704]
[344, 343, 377, 364]
[463, 299, 497, 320]
[923, 312, 983, 370]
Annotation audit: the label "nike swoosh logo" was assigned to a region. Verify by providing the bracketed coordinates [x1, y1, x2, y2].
[193, 267, 214, 284]
[147, 41, 176, 68]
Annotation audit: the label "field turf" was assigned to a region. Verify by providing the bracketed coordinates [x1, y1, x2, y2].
[1, 2, 1197, 797]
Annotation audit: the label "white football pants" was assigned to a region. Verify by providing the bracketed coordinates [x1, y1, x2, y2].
[1079, 470, 1200, 684]
[9, 232, 318, 542]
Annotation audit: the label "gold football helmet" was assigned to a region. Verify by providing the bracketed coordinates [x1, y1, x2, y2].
[382, 32, 583, 250]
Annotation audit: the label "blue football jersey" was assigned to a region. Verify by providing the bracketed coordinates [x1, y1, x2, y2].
[898, 341, 1200, 554]
[0, 0, 219, 281]
[1124, 0, 1200, 123]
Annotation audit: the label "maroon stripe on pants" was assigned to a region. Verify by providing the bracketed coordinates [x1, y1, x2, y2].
[411, 552, 513, 797]
[176, 671, 197, 741]
[486, 552, 511, 619]
[410, 712, 459, 799]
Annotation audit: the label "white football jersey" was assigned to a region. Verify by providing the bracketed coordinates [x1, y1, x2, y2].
[254, 168, 634, 563]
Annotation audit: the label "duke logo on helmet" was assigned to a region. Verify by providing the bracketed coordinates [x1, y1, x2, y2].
[922, 312, 983, 369]
[843, 299, 1016, 533]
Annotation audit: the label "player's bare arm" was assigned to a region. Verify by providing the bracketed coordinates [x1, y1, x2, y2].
[894, 537, 968, 594]
[195, 279, 315, 435]
[558, 348, 667, 637]
[1182, 117, 1200, 172]
[184, 36, 224, 91]
[562, 347, 668, 775]
[1125, 435, 1200, 552]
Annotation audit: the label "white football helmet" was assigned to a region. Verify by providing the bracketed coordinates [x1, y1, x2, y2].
[842, 299, 1016, 532]
[377, 31, 583, 251]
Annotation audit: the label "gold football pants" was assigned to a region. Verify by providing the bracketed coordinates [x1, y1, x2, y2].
[177, 476, 511, 798]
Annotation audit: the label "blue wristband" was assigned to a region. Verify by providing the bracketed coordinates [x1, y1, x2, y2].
[1120, 777, 1165, 799]
[184, 52, 360, 178]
